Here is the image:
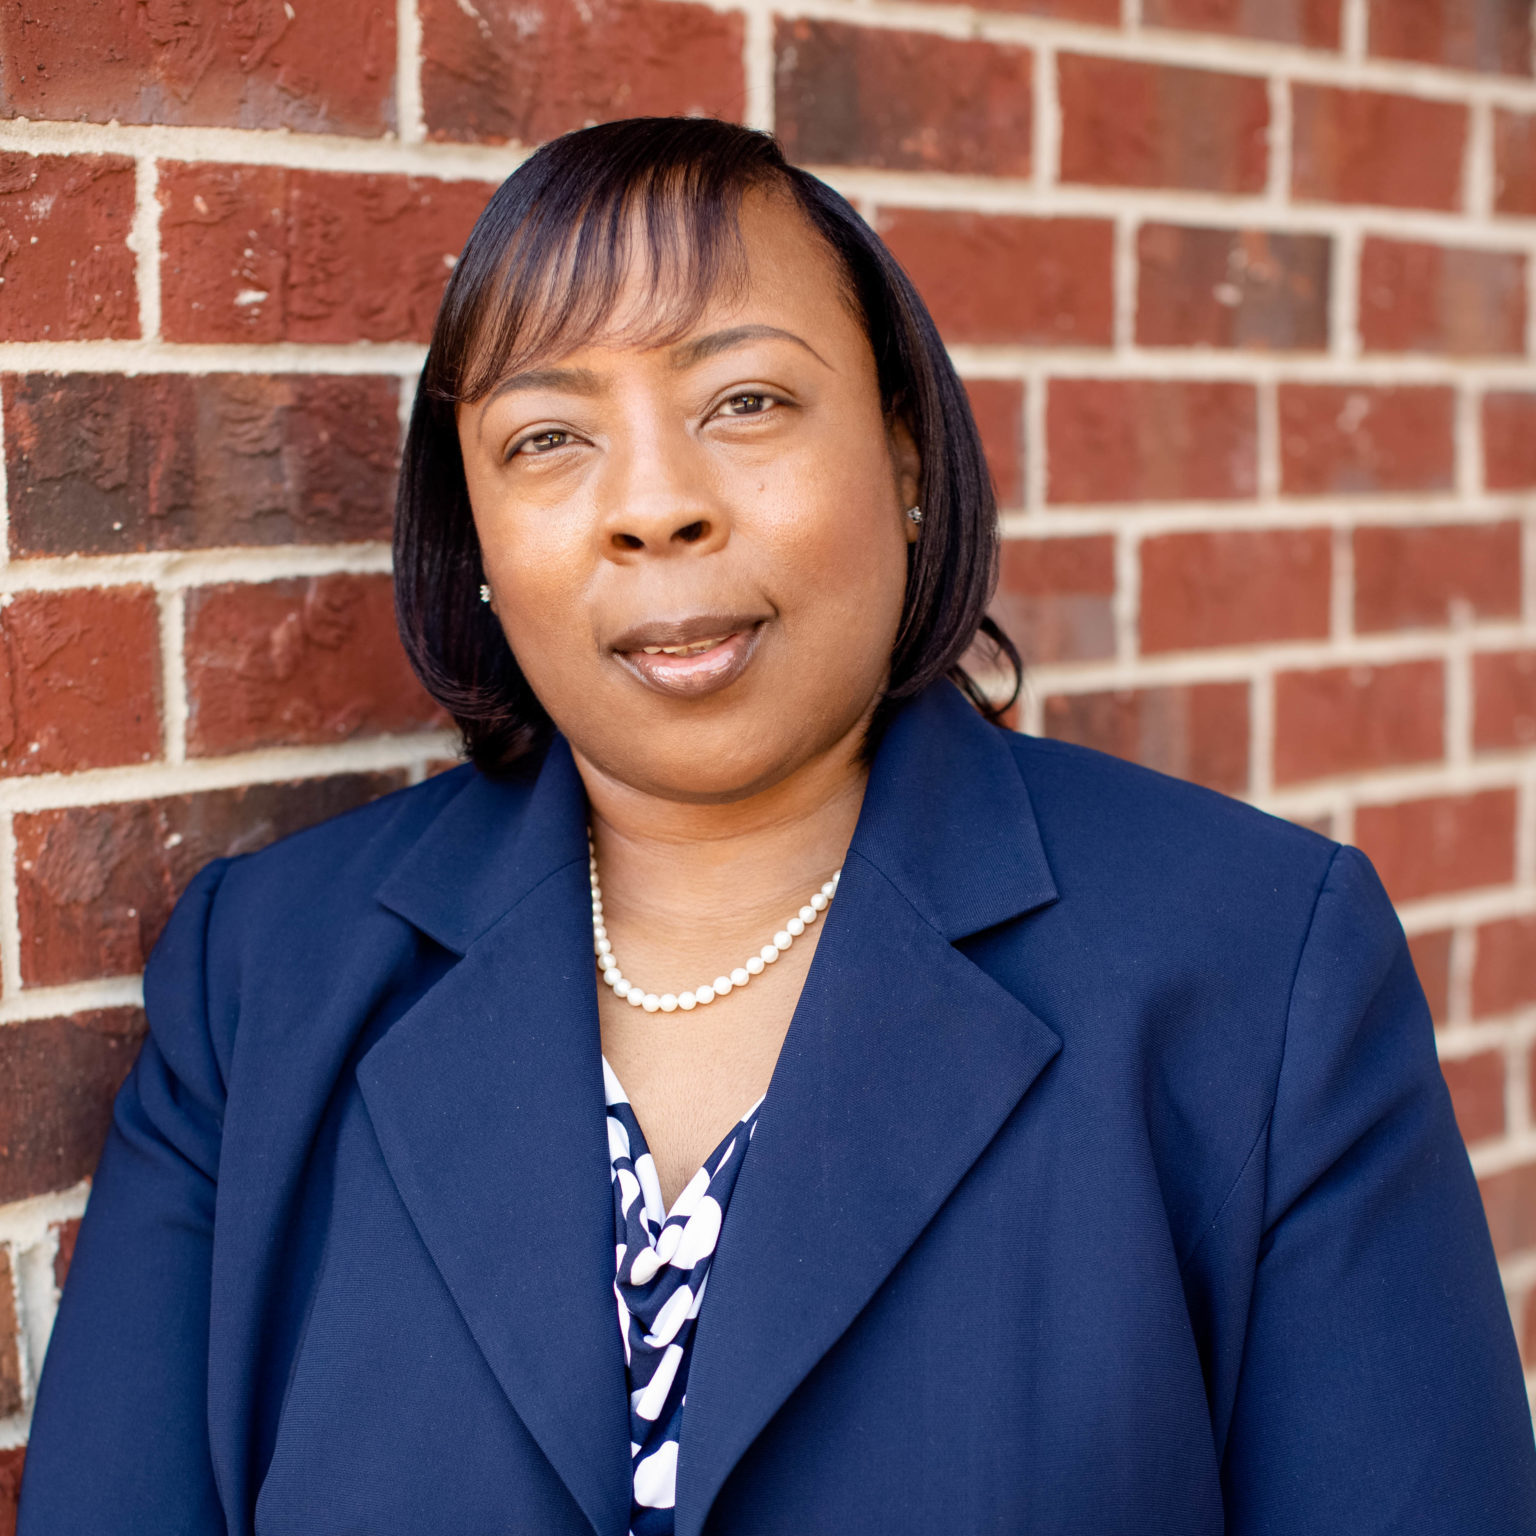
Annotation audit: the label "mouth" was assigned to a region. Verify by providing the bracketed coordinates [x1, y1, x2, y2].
[610, 614, 768, 699]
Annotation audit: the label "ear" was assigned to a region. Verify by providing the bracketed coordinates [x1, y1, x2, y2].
[887, 415, 922, 544]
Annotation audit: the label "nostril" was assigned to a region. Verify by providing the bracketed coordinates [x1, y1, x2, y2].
[613, 532, 644, 551]
[675, 521, 707, 544]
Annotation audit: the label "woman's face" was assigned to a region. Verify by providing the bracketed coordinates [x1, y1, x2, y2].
[457, 192, 920, 805]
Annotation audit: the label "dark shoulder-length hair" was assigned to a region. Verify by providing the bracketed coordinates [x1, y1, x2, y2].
[395, 115, 1021, 775]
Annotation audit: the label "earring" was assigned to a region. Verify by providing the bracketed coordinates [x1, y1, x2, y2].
[479, 583, 492, 604]
[906, 505, 924, 525]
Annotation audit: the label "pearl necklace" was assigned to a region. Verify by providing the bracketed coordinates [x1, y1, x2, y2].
[589, 833, 840, 1014]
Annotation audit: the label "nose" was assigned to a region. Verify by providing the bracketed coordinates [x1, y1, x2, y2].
[597, 434, 729, 559]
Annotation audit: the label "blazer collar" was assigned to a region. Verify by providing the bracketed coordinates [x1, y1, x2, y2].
[359, 681, 1061, 1536]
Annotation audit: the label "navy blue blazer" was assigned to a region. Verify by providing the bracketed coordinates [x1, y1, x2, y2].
[20, 681, 1536, 1534]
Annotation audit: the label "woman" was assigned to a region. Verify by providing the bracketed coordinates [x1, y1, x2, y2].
[19, 117, 1536, 1535]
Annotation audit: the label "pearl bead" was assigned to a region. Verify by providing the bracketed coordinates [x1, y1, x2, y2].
[659, 994, 678, 1013]
[799, 905, 816, 924]
[614, 980, 631, 998]
[642, 993, 660, 1012]
[810, 893, 828, 912]
[593, 923, 607, 940]
[596, 938, 612, 957]
[715, 976, 733, 995]
[731, 967, 750, 987]
[678, 992, 697, 1011]
[786, 917, 805, 937]
[773, 930, 792, 949]
[746, 956, 765, 976]
[627, 988, 644, 1007]
[820, 881, 836, 898]
[696, 985, 716, 1005]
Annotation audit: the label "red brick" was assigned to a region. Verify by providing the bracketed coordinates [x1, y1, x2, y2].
[4, 373, 399, 557]
[1355, 789, 1518, 904]
[929, 0, 1118, 15]
[185, 576, 441, 757]
[1143, 0, 1341, 46]
[775, 21, 1031, 176]
[0, 0, 394, 134]
[993, 537, 1116, 664]
[52, 1216, 79, 1293]
[1279, 385, 1455, 496]
[1059, 55, 1269, 194]
[1408, 928, 1453, 1026]
[0, 1445, 19, 1536]
[1140, 529, 1330, 653]
[0, 588, 161, 777]
[1369, 0, 1532, 76]
[1359, 239, 1527, 356]
[965, 380, 1025, 509]
[1441, 1051, 1507, 1145]
[158, 163, 494, 345]
[1475, 650, 1536, 752]
[1494, 109, 1536, 216]
[1043, 682, 1249, 793]
[1354, 522, 1523, 633]
[16, 774, 404, 988]
[0, 1250, 20, 1419]
[0, 153, 136, 341]
[877, 211, 1113, 347]
[1479, 1162, 1536, 1257]
[1292, 86, 1466, 210]
[1137, 224, 1331, 351]
[1048, 381, 1258, 504]
[1484, 393, 1536, 490]
[0, 1009, 146, 1204]
[420, 0, 743, 144]
[1273, 661, 1444, 784]
[1474, 916, 1536, 1017]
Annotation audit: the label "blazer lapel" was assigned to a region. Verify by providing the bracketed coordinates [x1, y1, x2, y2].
[357, 744, 632, 1536]
[674, 684, 1063, 1536]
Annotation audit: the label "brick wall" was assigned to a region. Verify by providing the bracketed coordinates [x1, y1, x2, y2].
[0, 0, 1534, 1508]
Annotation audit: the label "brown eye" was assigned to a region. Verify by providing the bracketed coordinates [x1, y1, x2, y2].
[509, 430, 571, 460]
[719, 394, 771, 416]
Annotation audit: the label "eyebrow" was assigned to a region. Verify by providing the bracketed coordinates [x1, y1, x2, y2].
[669, 324, 831, 371]
[487, 365, 604, 402]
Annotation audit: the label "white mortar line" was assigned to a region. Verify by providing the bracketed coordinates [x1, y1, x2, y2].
[1527, 513, 1536, 628]
[0, 816, 24, 1003]
[1022, 366, 1047, 512]
[1388, 884, 1536, 934]
[1329, 521, 1354, 641]
[1446, 611, 1475, 769]
[1447, 924, 1478, 1027]
[0, 543, 394, 595]
[1112, 214, 1139, 352]
[0, 339, 429, 376]
[1034, 43, 1060, 190]
[1518, 768, 1536, 889]
[1457, 382, 1484, 502]
[1121, 0, 1140, 30]
[1470, 1133, 1536, 1179]
[744, 5, 777, 133]
[0, 1187, 90, 1250]
[0, 730, 460, 815]
[1341, 0, 1368, 64]
[1249, 670, 1274, 797]
[1508, 1033, 1531, 1139]
[159, 589, 187, 765]
[1434, 1009, 1536, 1061]
[1114, 525, 1139, 664]
[129, 157, 161, 343]
[0, 976, 144, 1028]
[998, 498, 1536, 536]
[395, 0, 426, 145]
[1467, 99, 1497, 220]
[1255, 379, 1281, 500]
[1266, 76, 1291, 207]
[1329, 224, 1362, 360]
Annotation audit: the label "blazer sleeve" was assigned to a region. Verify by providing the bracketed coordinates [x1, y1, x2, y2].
[1221, 843, 1536, 1533]
[18, 858, 235, 1536]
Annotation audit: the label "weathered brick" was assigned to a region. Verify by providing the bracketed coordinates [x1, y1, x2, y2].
[1369, 0, 1532, 76]
[16, 775, 404, 988]
[5, 373, 399, 557]
[1137, 224, 1331, 351]
[1273, 661, 1444, 784]
[52, 1216, 78, 1293]
[0, 588, 161, 777]
[1048, 381, 1258, 504]
[1355, 789, 1518, 904]
[185, 576, 441, 757]
[420, 0, 743, 145]
[965, 380, 1025, 509]
[158, 163, 494, 345]
[1292, 86, 1466, 210]
[1354, 522, 1523, 633]
[1140, 529, 1331, 653]
[1043, 682, 1249, 793]
[1143, 0, 1341, 46]
[1058, 54, 1269, 194]
[1408, 928, 1453, 1026]
[1441, 1051, 1507, 1146]
[1494, 109, 1536, 216]
[1479, 1162, 1536, 1257]
[0, 1444, 19, 1534]
[0, 153, 136, 341]
[775, 21, 1031, 176]
[1359, 239, 1527, 356]
[0, 0, 395, 134]
[1474, 916, 1536, 1017]
[1483, 392, 1536, 489]
[877, 211, 1113, 347]
[1474, 650, 1536, 751]
[993, 536, 1115, 664]
[1279, 385, 1456, 495]
[0, 1250, 20, 1419]
[0, 1009, 147, 1204]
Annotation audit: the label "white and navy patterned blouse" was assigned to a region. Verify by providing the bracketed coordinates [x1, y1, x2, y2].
[604, 1057, 762, 1536]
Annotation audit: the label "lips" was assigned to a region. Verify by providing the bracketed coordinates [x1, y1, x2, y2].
[610, 613, 767, 699]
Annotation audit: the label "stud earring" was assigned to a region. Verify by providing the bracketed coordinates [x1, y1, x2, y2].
[906, 505, 924, 525]
[479, 583, 492, 604]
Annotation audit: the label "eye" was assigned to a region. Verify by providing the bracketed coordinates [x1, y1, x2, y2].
[715, 392, 776, 418]
[507, 429, 573, 460]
